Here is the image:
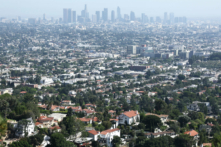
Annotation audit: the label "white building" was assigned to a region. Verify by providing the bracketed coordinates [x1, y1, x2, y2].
[88, 128, 121, 147]
[118, 110, 140, 125]
[15, 117, 35, 137]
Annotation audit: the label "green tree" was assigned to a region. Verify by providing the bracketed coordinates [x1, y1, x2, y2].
[46, 133, 75, 147]
[178, 74, 185, 80]
[142, 115, 162, 132]
[112, 136, 121, 147]
[178, 115, 191, 127]
[174, 134, 195, 147]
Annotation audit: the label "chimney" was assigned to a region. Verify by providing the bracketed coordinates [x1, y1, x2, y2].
[136, 111, 138, 114]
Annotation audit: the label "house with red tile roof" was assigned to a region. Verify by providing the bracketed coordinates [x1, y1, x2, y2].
[78, 117, 92, 124]
[117, 110, 140, 125]
[37, 116, 55, 127]
[100, 128, 120, 147]
[49, 126, 61, 133]
[184, 130, 199, 146]
[88, 130, 100, 141]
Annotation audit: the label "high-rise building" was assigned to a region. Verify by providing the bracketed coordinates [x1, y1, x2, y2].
[92, 15, 97, 23]
[164, 12, 168, 23]
[117, 7, 121, 20]
[127, 45, 137, 54]
[130, 11, 135, 21]
[102, 8, 108, 21]
[96, 11, 100, 22]
[142, 13, 148, 23]
[68, 8, 72, 23]
[111, 10, 115, 22]
[84, 4, 89, 19]
[170, 13, 174, 24]
[63, 8, 68, 23]
[72, 11, 76, 22]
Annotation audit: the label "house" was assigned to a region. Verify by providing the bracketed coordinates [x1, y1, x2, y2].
[62, 100, 71, 105]
[48, 113, 67, 122]
[85, 103, 97, 108]
[200, 143, 212, 147]
[88, 130, 100, 141]
[50, 105, 60, 112]
[108, 110, 116, 117]
[82, 109, 96, 116]
[15, 117, 35, 137]
[145, 113, 168, 124]
[184, 130, 199, 146]
[78, 117, 92, 124]
[49, 126, 61, 133]
[145, 131, 177, 139]
[99, 128, 121, 147]
[37, 116, 55, 128]
[199, 123, 213, 133]
[110, 119, 119, 128]
[118, 110, 140, 125]
[187, 101, 212, 113]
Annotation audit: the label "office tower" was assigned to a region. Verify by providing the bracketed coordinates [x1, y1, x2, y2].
[170, 13, 174, 24]
[183, 16, 187, 23]
[92, 15, 97, 23]
[81, 10, 85, 17]
[124, 14, 129, 21]
[102, 8, 108, 21]
[142, 13, 147, 23]
[127, 45, 137, 54]
[150, 17, 154, 23]
[111, 10, 115, 22]
[156, 16, 161, 23]
[164, 12, 167, 23]
[117, 6, 121, 20]
[130, 11, 135, 21]
[142, 13, 145, 23]
[43, 14, 46, 20]
[179, 17, 183, 23]
[84, 4, 89, 19]
[28, 18, 36, 24]
[96, 11, 100, 22]
[72, 11, 76, 22]
[63, 8, 68, 23]
[67, 8, 72, 23]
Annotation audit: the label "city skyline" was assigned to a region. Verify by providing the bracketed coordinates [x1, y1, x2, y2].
[0, 0, 221, 20]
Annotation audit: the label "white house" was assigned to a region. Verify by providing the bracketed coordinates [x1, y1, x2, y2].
[100, 128, 121, 147]
[15, 117, 35, 137]
[118, 110, 140, 125]
[88, 128, 121, 147]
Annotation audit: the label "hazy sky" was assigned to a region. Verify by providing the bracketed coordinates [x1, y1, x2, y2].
[0, 0, 221, 19]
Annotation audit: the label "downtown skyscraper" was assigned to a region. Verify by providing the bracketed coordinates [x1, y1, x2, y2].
[102, 8, 108, 22]
[63, 8, 68, 23]
[117, 7, 121, 20]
